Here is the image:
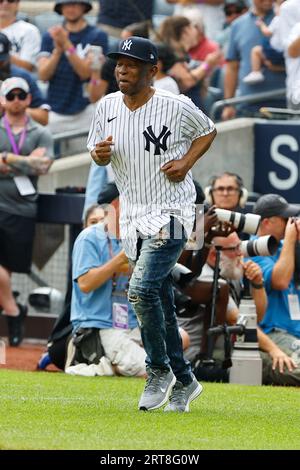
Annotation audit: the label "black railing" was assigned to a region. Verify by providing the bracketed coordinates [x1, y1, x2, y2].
[210, 88, 286, 121]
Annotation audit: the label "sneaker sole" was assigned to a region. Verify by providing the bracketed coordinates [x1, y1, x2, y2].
[139, 374, 176, 411]
[185, 382, 203, 412]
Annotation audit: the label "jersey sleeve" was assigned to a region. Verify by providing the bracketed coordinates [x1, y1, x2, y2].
[87, 101, 104, 151]
[19, 25, 41, 65]
[180, 94, 215, 140]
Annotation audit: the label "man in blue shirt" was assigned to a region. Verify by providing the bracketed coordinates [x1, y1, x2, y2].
[222, 0, 286, 119]
[37, 0, 108, 134]
[252, 194, 300, 369]
[71, 199, 146, 377]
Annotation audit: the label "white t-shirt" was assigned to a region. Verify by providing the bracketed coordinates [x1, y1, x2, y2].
[2, 20, 41, 65]
[154, 76, 180, 95]
[286, 22, 300, 104]
[270, 0, 300, 52]
[87, 89, 215, 259]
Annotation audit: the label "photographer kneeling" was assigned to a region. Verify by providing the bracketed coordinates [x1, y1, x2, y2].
[249, 194, 300, 385]
[66, 198, 146, 377]
[177, 230, 298, 385]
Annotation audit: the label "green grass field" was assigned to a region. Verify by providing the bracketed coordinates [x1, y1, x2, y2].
[0, 369, 299, 450]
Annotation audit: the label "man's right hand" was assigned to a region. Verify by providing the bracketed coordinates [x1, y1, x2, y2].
[91, 135, 114, 166]
[115, 250, 129, 273]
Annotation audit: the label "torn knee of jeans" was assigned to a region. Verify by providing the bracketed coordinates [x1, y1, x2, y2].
[128, 293, 140, 304]
[149, 239, 167, 249]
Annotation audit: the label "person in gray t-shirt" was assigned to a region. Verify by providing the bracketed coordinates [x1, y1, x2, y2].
[0, 77, 54, 347]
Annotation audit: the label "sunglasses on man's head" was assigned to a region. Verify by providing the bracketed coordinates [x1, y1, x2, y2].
[0, 0, 18, 4]
[6, 90, 28, 101]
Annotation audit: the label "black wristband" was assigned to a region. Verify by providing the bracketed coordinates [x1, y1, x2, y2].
[251, 281, 264, 289]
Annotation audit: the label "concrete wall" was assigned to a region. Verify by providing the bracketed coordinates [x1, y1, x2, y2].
[192, 118, 255, 190]
[38, 152, 91, 193]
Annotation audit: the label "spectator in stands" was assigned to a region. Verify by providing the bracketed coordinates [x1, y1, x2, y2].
[286, 21, 300, 109]
[243, 0, 285, 85]
[154, 43, 180, 95]
[204, 172, 249, 211]
[184, 8, 222, 64]
[0, 33, 49, 125]
[0, 76, 54, 347]
[37, 0, 108, 135]
[158, 16, 220, 108]
[250, 194, 300, 383]
[222, 0, 286, 121]
[0, 0, 41, 72]
[97, 0, 153, 39]
[167, 0, 225, 40]
[177, 230, 299, 385]
[67, 197, 147, 377]
[216, 0, 249, 57]
[269, 0, 300, 53]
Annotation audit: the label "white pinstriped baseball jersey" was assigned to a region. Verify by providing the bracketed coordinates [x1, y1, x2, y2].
[87, 88, 215, 260]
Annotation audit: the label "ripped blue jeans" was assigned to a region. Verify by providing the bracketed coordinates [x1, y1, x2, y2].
[128, 219, 192, 385]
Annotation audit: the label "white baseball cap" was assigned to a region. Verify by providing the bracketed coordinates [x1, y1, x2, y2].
[0, 77, 30, 97]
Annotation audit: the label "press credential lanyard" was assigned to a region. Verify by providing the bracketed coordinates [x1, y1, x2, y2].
[107, 234, 129, 330]
[4, 115, 36, 196]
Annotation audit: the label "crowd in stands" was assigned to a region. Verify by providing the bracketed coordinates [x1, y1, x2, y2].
[1, 0, 300, 388]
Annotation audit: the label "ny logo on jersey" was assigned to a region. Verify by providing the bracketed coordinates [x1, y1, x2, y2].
[143, 125, 171, 155]
[122, 39, 133, 51]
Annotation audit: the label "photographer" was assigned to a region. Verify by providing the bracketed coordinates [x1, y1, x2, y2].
[250, 194, 300, 384]
[204, 172, 249, 212]
[177, 229, 298, 385]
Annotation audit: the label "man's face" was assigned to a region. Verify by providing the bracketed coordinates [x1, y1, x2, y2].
[1, 87, 31, 115]
[0, 0, 19, 20]
[263, 216, 287, 240]
[213, 232, 244, 280]
[61, 3, 86, 22]
[115, 56, 156, 96]
[253, 0, 274, 15]
[211, 175, 241, 210]
[86, 207, 105, 227]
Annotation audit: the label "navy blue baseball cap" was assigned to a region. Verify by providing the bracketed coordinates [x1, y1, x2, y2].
[107, 36, 158, 65]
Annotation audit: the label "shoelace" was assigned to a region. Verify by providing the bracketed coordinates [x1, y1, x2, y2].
[145, 370, 166, 393]
[169, 382, 186, 404]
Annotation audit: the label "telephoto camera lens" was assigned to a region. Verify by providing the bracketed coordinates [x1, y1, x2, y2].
[215, 208, 261, 235]
[171, 263, 194, 288]
[241, 235, 279, 257]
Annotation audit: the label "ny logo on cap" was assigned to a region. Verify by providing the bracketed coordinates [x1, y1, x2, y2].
[122, 39, 133, 51]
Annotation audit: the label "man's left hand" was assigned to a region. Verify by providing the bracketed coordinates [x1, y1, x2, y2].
[270, 348, 297, 373]
[243, 260, 263, 284]
[160, 159, 189, 182]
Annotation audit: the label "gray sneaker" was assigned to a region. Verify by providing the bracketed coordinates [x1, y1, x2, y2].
[139, 368, 176, 411]
[164, 375, 203, 412]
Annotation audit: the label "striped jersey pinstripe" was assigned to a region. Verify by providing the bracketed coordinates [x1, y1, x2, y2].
[87, 88, 215, 260]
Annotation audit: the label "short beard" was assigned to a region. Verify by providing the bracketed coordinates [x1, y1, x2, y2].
[219, 256, 244, 281]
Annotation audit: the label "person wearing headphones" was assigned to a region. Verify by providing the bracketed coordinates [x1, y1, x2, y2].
[204, 171, 248, 211]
